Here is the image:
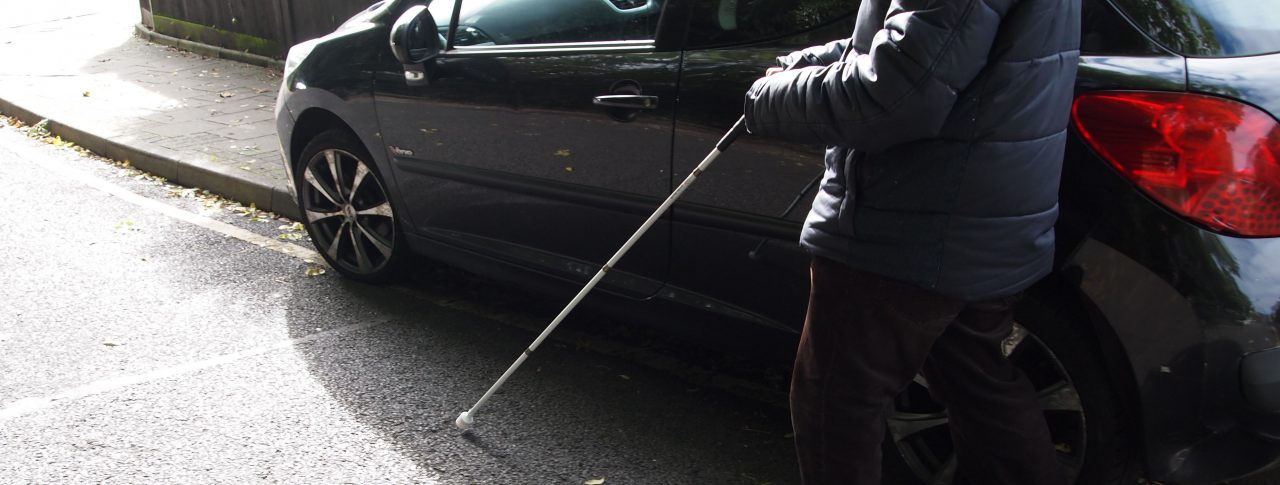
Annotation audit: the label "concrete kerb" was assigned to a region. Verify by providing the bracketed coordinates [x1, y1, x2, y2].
[0, 96, 300, 221]
[134, 24, 285, 71]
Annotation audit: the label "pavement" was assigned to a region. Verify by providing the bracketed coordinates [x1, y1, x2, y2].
[0, 0, 297, 219]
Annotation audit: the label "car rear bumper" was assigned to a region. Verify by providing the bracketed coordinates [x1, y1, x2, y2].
[1067, 214, 1280, 482]
[1244, 348, 1280, 415]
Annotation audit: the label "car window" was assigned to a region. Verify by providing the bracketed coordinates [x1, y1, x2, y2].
[684, 0, 856, 48]
[428, 0, 662, 47]
[1081, 0, 1162, 55]
[1111, 0, 1280, 57]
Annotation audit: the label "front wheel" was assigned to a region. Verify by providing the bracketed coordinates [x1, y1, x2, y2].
[295, 129, 407, 283]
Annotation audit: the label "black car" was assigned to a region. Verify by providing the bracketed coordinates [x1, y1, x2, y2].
[275, 0, 1280, 483]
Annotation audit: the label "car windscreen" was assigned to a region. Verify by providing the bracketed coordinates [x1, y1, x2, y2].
[1111, 0, 1280, 57]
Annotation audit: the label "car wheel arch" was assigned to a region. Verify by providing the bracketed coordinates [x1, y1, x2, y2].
[1018, 270, 1147, 482]
[290, 108, 362, 169]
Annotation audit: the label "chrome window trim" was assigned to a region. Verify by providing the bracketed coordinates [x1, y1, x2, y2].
[442, 40, 656, 57]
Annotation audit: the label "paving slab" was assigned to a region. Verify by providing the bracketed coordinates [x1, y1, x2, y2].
[0, 0, 298, 219]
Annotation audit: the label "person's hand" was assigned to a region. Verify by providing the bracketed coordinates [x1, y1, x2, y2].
[765, 67, 784, 77]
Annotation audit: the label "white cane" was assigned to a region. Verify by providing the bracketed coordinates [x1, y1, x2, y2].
[456, 116, 750, 430]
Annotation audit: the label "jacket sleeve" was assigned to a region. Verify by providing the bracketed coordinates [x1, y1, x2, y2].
[744, 0, 1013, 153]
[775, 38, 852, 70]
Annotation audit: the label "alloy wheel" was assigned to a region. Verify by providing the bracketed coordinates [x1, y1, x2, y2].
[889, 324, 1087, 484]
[299, 148, 398, 278]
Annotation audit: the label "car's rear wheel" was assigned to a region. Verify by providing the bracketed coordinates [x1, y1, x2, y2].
[296, 129, 406, 283]
[886, 303, 1138, 484]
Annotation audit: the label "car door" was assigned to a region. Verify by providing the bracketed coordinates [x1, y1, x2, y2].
[666, 1, 857, 330]
[372, 0, 679, 298]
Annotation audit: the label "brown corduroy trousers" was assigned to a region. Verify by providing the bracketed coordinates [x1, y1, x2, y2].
[790, 256, 1068, 485]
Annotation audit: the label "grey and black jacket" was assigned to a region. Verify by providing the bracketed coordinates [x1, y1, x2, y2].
[744, 0, 1081, 301]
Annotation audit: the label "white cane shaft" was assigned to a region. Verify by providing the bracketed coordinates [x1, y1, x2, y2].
[466, 351, 529, 417]
[463, 148, 725, 420]
[599, 147, 722, 275]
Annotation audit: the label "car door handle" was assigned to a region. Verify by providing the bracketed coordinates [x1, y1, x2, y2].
[592, 95, 659, 110]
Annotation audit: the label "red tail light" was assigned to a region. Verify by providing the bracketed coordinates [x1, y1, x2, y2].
[1073, 91, 1280, 237]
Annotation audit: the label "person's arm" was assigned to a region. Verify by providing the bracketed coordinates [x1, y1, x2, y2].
[744, 0, 1015, 153]
[776, 38, 853, 70]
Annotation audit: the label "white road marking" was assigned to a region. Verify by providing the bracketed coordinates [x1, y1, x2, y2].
[0, 126, 347, 422]
[0, 320, 386, 422]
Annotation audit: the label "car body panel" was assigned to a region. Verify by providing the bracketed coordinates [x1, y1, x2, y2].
[1065, 48, 1280, 483]
[665, 26, 852, 331]
[278, 22, 394, 213]
[1068, 200, 1280, 482]
[1188, 53, 1280, 120]
[373, 53, 680, 299]
[371, 2, 677, 299]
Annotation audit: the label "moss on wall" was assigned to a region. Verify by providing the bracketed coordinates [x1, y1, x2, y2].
[153, 15, 283, 58]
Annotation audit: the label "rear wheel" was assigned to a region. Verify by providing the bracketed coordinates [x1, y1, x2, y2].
[886, 302, 1138, 484]
[295, 129, 407, 283]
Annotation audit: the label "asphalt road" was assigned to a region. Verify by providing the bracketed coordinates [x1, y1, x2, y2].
[0, 123, 800, 483]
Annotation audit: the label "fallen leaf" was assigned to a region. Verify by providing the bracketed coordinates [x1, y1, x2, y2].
[554, 149, 571, 157]
[218, 91, 236, 98]
[115, 218, 138, 232]
[26, 119, 50, 138]
[584, 479, 605, 485]
[277, 222, 307, 241]
[304, 266, 327, 277]
[619, 375, 630, 380]
[103, 341, 123, 347]
[50, 136, 75, 148]
[167, 187, 197, 198]
[564, 166, 574, 172]
[82, 91, 91, 97]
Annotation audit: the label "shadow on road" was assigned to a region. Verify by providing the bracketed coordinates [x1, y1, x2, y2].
[280, 264, 802, 484]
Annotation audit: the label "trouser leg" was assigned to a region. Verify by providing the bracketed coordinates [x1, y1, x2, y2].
[919, 296, 1069, 485]
[790, 257, 964, 485]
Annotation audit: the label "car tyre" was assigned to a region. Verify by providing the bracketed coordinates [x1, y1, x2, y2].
[295, 128, 407, 283]
[885, 298, 1140, 484]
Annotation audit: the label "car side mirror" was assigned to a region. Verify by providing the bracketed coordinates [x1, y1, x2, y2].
[389, 5, 444, 87]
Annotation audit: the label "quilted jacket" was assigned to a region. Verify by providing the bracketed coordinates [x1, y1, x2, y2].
[744, 0, 1081, 301]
